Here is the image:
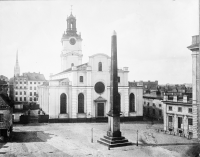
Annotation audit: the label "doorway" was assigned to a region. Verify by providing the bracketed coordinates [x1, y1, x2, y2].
[97, 103, 104, 117]
[178, 117, 182, 129]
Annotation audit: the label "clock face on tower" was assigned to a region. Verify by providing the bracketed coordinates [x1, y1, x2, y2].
[69, 38, 76, 45]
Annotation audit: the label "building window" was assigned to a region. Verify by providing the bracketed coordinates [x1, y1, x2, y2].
[178, 107, 182, 112]
[153, 109, 155, 115]
[16, 86, 18, 89]
[34, 97, 36, 101]
[129, 93, 135, 112]
[30, 82, 32, 84]
[20, 97, 22, 101]
[24, 97, 26, 101]
[20, 86, 22, 89]
[34, 87, 36, 90]
[78, 93, 84, 113]
[169, 106, 172, 111]
[80, 76, 83, 83]
[38, 82, 40, 84]
[16, 92, 18, 95]
[188, 118, 193, 126]
[30, 92, 32, 96]
[188, 108, 192, 113]
[20, 92, 22, 95]
[15, 82, 18, 84]
[20, 82, 22, 84]
[30, 97, 32, 101]
[30, 87, 32, 90]
[159, 110, 162, 116]
[24, 91, 26, 95]
[168, 116, 173, 128]
[118, 77, 120, 83]
[71, 63, 74, 67]
[159, 104, 162, 107]
[60, 93, 67, 113]
[24, 82, 26, 84]
[15, 97, 18, 101]
[147, 102, 149, 106]
[34, 82, 36, 84]
[153, 103, 155, 107]
[144, 101, 146, 105]
[34, 92, 36, 96]
[98, 62, 102, 71]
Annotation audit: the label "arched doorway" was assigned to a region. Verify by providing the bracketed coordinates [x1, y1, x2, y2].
[129, 93, 135, 112]
[60, 93, 67, 114]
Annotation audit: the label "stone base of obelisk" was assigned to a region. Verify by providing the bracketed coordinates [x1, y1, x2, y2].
[97, 116, 132, 148]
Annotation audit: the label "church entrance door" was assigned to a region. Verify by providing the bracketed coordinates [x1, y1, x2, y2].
[97, 103, 104, 117]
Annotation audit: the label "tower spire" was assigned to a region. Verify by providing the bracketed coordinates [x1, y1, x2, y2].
[14, 50, 20, 77]
[71, 5, 73, 14]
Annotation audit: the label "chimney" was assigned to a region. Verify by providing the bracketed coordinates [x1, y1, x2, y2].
[163, 93, 168, 101]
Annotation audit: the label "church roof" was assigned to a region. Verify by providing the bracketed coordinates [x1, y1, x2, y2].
[52, 68, 72, 77]
[94, 96, 107, 102]
[89, 53, 111, 59]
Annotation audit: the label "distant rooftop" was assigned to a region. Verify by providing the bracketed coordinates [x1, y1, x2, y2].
[23, 72, 46, 81]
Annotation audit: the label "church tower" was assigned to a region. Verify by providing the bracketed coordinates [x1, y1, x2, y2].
[60, 11, 83, 71]
[14, 50, 20, 76]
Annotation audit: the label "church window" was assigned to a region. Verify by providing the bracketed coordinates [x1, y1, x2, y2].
[129, 93, 135, 112]
[71, 63, 74, 67]
[98, 62, 102, 71]
[78, 93, 84, 113]
[60, 93, 67, 114]
[80, 76, 83, 83]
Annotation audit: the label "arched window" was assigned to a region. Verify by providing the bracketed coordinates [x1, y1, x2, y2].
[129, 93, 135, 112]
[98, 62, 102, 71]
[71, 63, 74, 67]
[78, 93, 84, 113]
[60, 93, 67, 114]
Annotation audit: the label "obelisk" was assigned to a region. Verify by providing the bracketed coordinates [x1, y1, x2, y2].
[107, 30, 121, 137]
[98, 31, 131, 148]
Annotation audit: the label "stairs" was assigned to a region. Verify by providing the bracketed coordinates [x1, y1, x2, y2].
[97, 136, 132, 148]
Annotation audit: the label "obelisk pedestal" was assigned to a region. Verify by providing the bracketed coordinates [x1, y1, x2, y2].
[97, 31, 132, 148]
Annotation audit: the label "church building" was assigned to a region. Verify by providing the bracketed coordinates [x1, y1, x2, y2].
[38, 12, 143, 121]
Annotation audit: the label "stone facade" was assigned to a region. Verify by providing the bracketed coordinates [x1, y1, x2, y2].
[38, 13, 143, 120]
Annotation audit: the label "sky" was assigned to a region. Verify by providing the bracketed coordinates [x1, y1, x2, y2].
[0, 0, 198, 84]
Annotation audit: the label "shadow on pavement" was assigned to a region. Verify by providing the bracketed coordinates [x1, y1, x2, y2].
[11, 131, 53, 143]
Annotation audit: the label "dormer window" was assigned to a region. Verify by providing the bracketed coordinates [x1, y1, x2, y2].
[98, 62, 102, 71]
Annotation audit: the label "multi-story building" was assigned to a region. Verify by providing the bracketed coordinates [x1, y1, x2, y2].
[162, 95, 193, 138]
[132, 80, 158, 94]
[12, 51, 46, 103]
[143, 92, 164, 121]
